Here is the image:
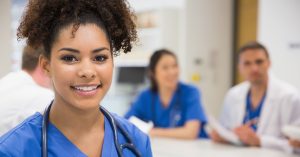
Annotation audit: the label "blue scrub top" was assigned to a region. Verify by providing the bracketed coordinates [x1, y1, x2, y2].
[0, 112, 152, 157]
[243, 91, 266, 131]
[125, 82, 208, 138]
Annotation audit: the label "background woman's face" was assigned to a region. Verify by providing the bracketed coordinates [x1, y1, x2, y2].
[43, 24, 113, 110]
[154, 54, 179, 90]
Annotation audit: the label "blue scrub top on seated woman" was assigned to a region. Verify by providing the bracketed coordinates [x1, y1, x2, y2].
[0, 112, 152, 157]
[125, 82, 208, 138]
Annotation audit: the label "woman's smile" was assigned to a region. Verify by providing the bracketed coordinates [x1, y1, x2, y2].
[70, 83, 103, 97]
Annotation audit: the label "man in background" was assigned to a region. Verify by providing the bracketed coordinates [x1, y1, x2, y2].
[210, 41, 300, 153]
[0, 45, 53, 136]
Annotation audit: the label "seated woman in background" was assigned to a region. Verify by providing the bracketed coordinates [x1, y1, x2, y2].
[125, 49, 207, 139]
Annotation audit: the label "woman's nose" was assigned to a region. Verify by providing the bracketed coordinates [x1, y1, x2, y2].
[77, 60, 96, 79]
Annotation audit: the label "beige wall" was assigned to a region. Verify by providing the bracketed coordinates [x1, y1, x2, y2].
[183, 0, 233, 116]
[0, 0, 13, 77]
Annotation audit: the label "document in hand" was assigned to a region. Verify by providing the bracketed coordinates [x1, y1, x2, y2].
[282, 125, 300, 141]
[128, 116, 154, 134]
[208, 115, 243, 146]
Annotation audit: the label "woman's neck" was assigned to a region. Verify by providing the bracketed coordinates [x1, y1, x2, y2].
[49, 98, 105, 156]
[158, 85, 177, 107]
[49, 98, 104, 136]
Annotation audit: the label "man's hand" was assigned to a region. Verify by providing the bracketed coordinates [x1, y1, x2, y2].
[290, 139, 300, 148]
[210, 129, 228, 144]
[234, 121, 260, 147]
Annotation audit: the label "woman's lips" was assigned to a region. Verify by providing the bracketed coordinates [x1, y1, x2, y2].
[70, 84, 102, 96]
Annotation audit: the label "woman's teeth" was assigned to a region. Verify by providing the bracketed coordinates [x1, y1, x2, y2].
[73, 86, 98, 92]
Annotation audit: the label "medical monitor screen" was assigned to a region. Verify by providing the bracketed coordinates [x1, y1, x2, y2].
[117, 67, 147, 84]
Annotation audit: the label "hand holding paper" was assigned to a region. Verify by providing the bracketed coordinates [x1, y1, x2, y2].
[282, 125, 300, 141]
[207, 115, 243, 146]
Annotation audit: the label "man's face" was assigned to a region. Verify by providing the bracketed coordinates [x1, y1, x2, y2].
[238, 49, 270, 84]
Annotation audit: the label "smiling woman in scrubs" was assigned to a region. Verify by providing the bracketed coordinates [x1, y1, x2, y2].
[125, 49, 207, 139]
[0, 0, 152, 156]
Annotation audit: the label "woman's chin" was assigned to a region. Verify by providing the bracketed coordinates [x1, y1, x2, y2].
[163, 83, 178, 91]
[69, 99, 102, 111]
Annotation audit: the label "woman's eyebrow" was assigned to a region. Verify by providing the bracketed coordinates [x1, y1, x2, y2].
[92, 47, 110, 53]
[58, 48, 79, 53]
[58, 47, 110, 54]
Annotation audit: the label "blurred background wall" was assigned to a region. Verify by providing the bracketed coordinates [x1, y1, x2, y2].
[258, 0, 300, 90]
[0, 0, 299, 117]
[0, 0, 13, 77]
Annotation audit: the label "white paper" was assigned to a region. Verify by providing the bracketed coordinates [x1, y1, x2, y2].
[128, 116, 154, 134]
[208, 115, 243, 146]
[282, 125, 300, 140]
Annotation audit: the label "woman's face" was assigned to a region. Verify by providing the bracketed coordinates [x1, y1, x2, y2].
[154, 54, 179, 90]
[41, 24, 113, 110]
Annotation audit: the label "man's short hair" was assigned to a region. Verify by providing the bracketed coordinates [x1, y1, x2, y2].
[238, 41, 269, 59]
[22, 46, 44, 72]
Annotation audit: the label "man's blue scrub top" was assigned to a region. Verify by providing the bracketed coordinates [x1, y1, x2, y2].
[243, 91, 266, 131]
[0, 112, 152, 157]
[125, 82, 208, 138]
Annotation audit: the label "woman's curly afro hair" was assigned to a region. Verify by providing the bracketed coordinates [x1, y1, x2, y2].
[17, 0, 137, 58]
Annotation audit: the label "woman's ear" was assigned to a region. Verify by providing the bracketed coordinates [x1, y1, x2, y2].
[39, 55, 51, 77]
[148, 70, 154, 79]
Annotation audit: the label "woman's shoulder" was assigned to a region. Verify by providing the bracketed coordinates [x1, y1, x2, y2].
[0, 113, 43, 154]
[139, 88, 153, 96]
[178, 82, 200, 94]
[136, 88, 155, 100]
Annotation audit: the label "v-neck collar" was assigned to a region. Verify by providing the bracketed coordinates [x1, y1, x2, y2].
[157, 87, 179, 110]
[48, 122, 87, 157]
[47, 115, 115, 157]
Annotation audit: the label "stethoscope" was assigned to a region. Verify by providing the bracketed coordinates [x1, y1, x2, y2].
[42, 101, 141, 157]
[151, 88, 182, 127]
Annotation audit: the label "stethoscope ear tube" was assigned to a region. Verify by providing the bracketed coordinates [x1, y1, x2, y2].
[100, 107, 124, 157]
[101, 106, 141, 157]
[42, 101, 53, 157]
[117, 121, 142, 157]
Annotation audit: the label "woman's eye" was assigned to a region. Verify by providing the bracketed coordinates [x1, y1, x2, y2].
[94, 55, 108, 62]
[61, 55, 78, 62]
